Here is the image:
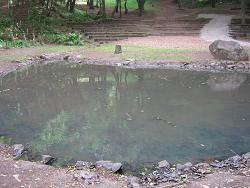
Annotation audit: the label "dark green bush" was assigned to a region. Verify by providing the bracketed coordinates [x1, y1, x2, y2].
[43, 33, 83, 45]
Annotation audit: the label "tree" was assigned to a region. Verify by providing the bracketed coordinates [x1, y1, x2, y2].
[211, 0, 216, 8]
[138, 0, 145, 16]
[241, 0, 246, 24]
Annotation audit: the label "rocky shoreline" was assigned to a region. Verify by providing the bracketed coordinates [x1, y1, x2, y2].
[0, 53, 250, 78]
[1, 54, 250, 187]
[1, 142, 250, 188]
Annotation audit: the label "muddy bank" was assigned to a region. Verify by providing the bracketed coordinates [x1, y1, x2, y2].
[1, 143, 250, 188]
[0, 53, 250, 78]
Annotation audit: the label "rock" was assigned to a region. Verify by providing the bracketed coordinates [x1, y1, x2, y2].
[95, 160, 122, 173]
[242, 152, 250, 160]
[114, 45, 122, 54]
[226, 155, 242, 167]
[176, 162, 192, 172]
[41, 155, 55, 165]
[128, 176, 141, 188]
[209, 40, 249, 61]
[63, 55, 70, 60]
[13, 144, 25, 159]
[75, 161, 94, 170]
[39, 55, 48, 60]
[194, 163, 212, 174]
[210, 160, 225, 168]
[79, 171, 99, 184]
[158, 160, 170, 169]
[195, 162, 210, 169]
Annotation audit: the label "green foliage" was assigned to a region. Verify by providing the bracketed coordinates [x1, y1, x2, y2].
[27, 7, 59, 31]
[43, 33, 83, 45]
[0, 14, 12, 31]
[196, 0, 208, 8]
[14, 40, 30, 48]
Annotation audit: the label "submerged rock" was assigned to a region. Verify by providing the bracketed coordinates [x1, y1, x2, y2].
[13, 144, 25, 159]
[95, 160, 122, 173]
[209, 40, 249, 61]
[158, 160, 170, 169]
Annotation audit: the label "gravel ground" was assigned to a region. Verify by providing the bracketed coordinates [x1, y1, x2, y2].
[116, 36, 211, 49]
[0, 145, 126, 188]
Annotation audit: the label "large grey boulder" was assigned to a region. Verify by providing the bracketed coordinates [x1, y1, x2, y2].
[95, 160, 122, 173]
[209, 40, 249, 61]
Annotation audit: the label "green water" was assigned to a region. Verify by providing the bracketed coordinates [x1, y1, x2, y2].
[0, 62, 250, 166]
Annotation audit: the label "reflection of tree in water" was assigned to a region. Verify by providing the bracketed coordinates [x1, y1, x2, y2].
[2, 63, 250, 164]
[208, 74, 247, 92]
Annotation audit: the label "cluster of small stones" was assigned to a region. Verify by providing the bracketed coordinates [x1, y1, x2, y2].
[1, 53, 250, 77]
[8, 143, 250, 187]
[139, 153, 250, 187]
[73, 160, 123, 185]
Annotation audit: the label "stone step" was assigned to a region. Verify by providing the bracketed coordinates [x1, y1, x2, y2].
[88, 34, 148, 39]
[85, 31, 147, 35]
[93, 37, 128, 42]
[231, 18, 250, 24]
[70, 20, 208, 27]
[72, 22, 206, 28]
[230, 25, 250, 29]
[80, 28, 146, 33]
[158, 31, 199, 35]
[229, 32, 250, 38]
[229, 29, 250, 33]
[153, 27, 202, 31]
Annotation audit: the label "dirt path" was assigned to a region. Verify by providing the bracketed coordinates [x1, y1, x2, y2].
[0, 144, 126, 188]
[199, 14, 250, 47]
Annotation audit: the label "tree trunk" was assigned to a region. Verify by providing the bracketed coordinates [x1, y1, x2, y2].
[124, 0, 128, 14]
[69, 0, 76, 12]
[95, 0, 99, 7]
[99, 0, 105, 16]
[177, 0, 182, 9]
[66, 0, 70, 10]
[241, 0, 246, 24]
[89, 0, 94, 9]
[211, 0, 216, 8]
[191, 0, 196, 8]
[138, 0, 145, 16]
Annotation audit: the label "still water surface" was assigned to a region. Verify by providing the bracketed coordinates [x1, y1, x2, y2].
[0, 62, 250, 165]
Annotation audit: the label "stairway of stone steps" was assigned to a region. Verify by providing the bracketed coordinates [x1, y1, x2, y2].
[229, 18, 250, 42]
[69, 17, 209, 43]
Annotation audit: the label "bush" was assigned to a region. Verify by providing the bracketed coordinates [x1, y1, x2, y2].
[196, 0, 207, 8]
[43, 33, 83, 45]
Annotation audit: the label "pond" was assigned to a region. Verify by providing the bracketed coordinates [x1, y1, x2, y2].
[0, 62, 250, 169]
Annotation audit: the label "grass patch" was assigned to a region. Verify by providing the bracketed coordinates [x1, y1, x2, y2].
[94, 44, 194, 61]
[0, 45, 84, 62]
